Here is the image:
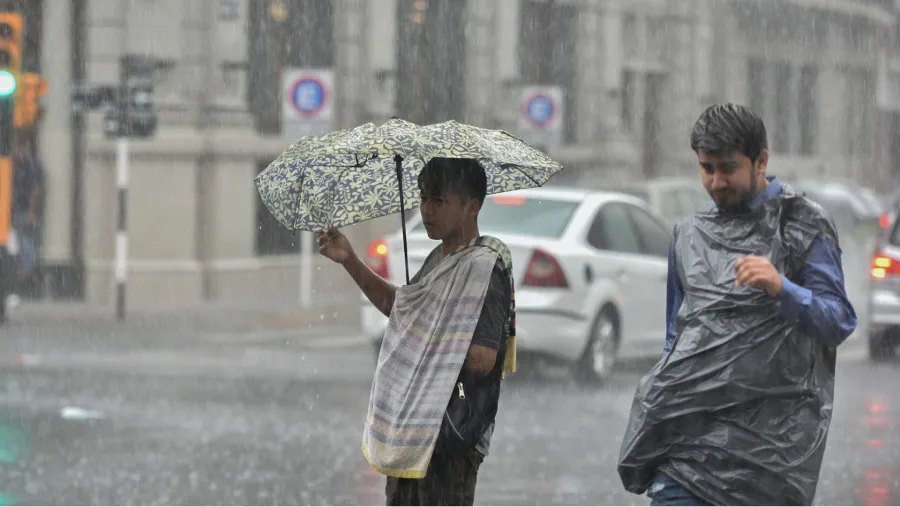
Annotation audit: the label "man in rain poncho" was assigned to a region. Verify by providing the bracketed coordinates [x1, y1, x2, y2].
[617, 104, 857, 505]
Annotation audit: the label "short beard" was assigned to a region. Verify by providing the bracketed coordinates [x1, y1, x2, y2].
[717, 165, 759, 214]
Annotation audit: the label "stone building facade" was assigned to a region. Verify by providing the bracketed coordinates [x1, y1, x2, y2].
[34, 0, 898, 306]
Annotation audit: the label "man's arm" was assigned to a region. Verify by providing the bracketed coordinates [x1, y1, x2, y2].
[467, 264, 510, 376]
[774, 236, 858, 347]
[663, 235, 684, 357]
[342, 253, 397, 317]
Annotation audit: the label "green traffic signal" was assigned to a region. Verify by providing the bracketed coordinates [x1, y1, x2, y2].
[0, 70, 14, 96]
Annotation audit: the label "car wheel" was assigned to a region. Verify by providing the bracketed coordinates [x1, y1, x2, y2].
[574, 307, 620, 386]
[869, 332, 896, 362]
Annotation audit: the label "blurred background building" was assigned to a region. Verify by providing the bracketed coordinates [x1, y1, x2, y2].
[19, 0, 900, 306]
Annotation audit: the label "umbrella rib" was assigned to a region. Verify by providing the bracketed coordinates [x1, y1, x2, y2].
[291, 171, 306, 232]
[504, 163, 544, 189]
[325, 153, 376, 228]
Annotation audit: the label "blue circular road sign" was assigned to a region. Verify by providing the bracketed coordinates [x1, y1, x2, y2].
[290, 77, 329, 118]
[524, 93, 556, 128]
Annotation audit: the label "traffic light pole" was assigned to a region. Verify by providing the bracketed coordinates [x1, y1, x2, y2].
[114, 136, 128, 321]
[72, 54, 155, 321]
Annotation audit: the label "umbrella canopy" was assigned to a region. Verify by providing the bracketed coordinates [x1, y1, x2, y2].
[255, 118, 564, 232]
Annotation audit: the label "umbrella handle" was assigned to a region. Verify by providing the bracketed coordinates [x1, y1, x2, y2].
[394, 154, 411, 285]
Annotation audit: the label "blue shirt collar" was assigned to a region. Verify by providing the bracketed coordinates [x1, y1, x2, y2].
[748, 176, 782, 209]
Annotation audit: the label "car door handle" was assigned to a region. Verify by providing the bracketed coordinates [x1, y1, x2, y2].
[585, 265, 594, 283]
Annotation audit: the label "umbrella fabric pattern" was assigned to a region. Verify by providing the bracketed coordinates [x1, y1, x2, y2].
[255, 119, 564, 233]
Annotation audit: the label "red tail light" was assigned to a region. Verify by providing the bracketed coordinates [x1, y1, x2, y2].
[872, 251, 900, 279]
[366, 239, 390, 279]
[880, 214, 891, 229]
[523, 249, 568, 288]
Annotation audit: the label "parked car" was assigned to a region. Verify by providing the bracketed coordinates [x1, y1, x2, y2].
[360, 187, 672, 385]
[789, 180, 884, 237]
[599, 178, 712, 229]
[868, 210, 900, 360]
[882, 186, 900, 229]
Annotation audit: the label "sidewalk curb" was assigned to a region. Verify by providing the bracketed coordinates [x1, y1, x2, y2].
[237, 307, 360, 332]
[2, 334, 372, 373]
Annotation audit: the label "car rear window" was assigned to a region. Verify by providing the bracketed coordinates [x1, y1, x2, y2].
[411, 195, 580, 239]
[608, 188, 650, 202]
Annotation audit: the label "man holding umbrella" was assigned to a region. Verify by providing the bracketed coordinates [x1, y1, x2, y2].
[319, 157, 514, 506]
[256, 118, 561, 505]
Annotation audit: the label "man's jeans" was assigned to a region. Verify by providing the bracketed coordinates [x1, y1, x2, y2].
[648, 473, 712, 506]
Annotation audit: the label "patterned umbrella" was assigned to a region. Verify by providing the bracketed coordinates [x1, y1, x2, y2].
[255, 118, 564, 282]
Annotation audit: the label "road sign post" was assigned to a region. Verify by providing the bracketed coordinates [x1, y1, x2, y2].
[281, 68, 334, 308]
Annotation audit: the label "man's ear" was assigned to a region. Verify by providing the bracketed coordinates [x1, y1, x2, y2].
[468, 198, 483, 216]
[756, 149, 769, 177]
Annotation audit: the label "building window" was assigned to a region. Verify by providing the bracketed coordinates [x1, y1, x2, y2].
[218, 0, 239, 21]
[247, 0, 335, 135]
[747, 57, 765, 119]
[798, 65, 818, 156]
[773, 61, 792, 154]
[621, 70, 636, 134]
[518, 0, 577, 143]
[255, 161, 301, 256]
[845, 69, 876, 157]
[396, 0, 467, 124]
[642, 72, 665, 179]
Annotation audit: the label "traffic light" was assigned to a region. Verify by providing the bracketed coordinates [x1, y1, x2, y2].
[121, 54, 156, 138]
[0, 12, 22, 99]
[0, 12, 21, 254]
[13, 72, 47, 128]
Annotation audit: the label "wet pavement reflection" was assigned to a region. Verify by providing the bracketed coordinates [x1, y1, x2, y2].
[0, 341, 896, 505]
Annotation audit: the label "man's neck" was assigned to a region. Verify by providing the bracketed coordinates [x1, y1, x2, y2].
[440, 226, 480, 258]
[752, 177, 770, 198]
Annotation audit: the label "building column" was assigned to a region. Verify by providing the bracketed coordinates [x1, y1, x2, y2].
[818, 24, 844, 164]
[465, 0, 497, 128]
[573, 0, 635, 170]
[719, 4, 746, 105]
[39, 0, 75, 266]
[574, 0, 602, 144]
[661, 0, 697, 173]
[693, 0, 713, 104]
[334, 0, 369, 128]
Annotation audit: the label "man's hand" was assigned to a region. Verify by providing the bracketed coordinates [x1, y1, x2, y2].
[735, 256, 783, 296]
[465, 344, 498, 377]
[317, 228, 354, 265]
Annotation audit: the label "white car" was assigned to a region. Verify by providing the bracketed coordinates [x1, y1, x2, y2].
[361, 187, 671, 384]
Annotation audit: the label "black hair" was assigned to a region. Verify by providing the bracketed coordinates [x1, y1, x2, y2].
[417, 157, 487, 204]
[690, 103, 768, 162]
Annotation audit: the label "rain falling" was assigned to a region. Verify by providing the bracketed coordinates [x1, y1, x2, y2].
[0, 0, 897, 505]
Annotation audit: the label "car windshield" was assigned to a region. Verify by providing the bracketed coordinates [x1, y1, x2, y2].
[410, 194, 580, 238]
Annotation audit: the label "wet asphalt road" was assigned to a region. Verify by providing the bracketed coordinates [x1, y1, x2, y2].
[0, 338, 896, 506]
[0, 236, 890, 506]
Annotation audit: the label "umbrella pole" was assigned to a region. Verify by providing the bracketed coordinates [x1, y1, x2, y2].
[394, 154, 411, 285]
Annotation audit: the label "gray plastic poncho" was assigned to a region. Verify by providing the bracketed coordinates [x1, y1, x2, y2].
[617, 185, 839, 505]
